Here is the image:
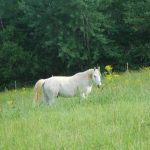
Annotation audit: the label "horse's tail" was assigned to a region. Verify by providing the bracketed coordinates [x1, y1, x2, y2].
[33, 79, 45, 106]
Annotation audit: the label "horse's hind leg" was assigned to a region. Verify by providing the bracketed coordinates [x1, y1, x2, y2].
[42, 88, 50, 105]
[43, 93, 49, 105]
[47, 93, 57, 106]
[43, 83, 58, 106]
[44, 91, 57, 106]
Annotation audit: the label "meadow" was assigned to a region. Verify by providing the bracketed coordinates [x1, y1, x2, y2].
[0, 68, 150, 150]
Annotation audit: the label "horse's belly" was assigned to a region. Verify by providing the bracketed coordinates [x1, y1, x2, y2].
[59, 86, 76, 97]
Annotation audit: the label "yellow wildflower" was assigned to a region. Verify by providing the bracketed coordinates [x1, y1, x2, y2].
[105, 65, 112, 72]
[105, 75, 112, 80]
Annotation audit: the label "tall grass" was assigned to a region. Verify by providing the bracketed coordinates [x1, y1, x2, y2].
[0, 68, 150, 150]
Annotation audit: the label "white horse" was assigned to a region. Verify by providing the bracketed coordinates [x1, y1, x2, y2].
[33, 68, 101, 106]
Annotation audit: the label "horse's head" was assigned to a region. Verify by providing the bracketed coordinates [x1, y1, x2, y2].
[92, 67, 102, 88]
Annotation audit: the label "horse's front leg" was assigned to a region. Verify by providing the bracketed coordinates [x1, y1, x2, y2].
[85, 86, 92, 96]
[80, 86, 92, 100]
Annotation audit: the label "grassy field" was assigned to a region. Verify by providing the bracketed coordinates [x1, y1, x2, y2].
[0, 68, 150, 150]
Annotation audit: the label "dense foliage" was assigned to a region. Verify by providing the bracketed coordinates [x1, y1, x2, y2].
[0, 0, 150, 88]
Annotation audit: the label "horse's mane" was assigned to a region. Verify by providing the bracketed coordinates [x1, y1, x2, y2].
[73, 69, 94, 78]
[51, 69, 94, 79]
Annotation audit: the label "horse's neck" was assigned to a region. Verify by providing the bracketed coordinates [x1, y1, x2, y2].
[73, 69, 94, 83]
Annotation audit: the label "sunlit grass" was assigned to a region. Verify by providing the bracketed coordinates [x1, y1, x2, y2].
[0, 68, 150, 150]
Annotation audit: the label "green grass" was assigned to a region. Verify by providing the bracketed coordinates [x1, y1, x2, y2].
[0, 68, 150, 150]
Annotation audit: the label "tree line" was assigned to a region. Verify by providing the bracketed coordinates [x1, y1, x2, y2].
[0, 0, 150, 89]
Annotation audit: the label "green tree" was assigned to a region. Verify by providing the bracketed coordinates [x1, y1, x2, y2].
[124, 0, 150, 67]
[0, 0, 150, 89]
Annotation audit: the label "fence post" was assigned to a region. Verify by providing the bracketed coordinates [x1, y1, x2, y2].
[126, 62, 129, 72]
[15, 80, 17, 90]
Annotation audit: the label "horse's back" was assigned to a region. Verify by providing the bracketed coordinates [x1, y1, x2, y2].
[44, 76, 78, 97]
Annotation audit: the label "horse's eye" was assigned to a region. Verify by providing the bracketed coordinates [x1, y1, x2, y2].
[94, 75, 96, 78]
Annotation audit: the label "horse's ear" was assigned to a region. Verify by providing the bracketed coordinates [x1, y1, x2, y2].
[98, 66, 100, 71]
[94, 67, 96, 71]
